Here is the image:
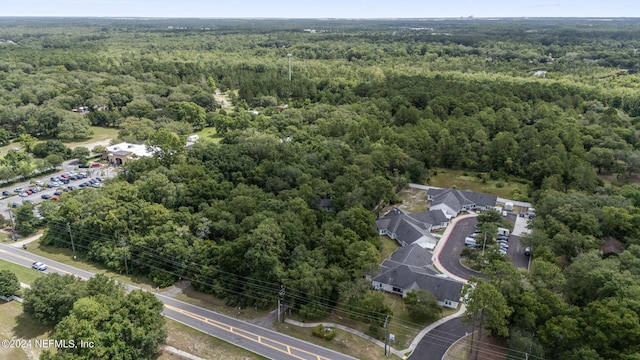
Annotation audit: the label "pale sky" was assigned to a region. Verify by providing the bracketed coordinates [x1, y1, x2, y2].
[0, 0, 638, 18]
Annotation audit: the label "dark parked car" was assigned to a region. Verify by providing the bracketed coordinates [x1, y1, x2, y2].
[2, 190, 10, 196]
[41, 194, 52, 199]
[53, 191, 62, 196]
[78, 164, 90, 168]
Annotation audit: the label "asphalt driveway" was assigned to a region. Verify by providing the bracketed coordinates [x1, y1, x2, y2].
[408, 317, 472, 360]
[437, 217, 487, 280]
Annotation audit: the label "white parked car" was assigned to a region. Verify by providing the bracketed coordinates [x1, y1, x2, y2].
[32, 262, 47, 271]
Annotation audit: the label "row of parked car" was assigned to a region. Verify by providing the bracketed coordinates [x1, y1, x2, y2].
[465, 231, 510, 255]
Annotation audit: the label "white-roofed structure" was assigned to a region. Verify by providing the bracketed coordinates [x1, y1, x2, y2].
[103, 142, 155, 166]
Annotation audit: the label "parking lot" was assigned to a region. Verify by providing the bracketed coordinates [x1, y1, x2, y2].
[0, 161, 118, 225]
[440, 214, 532, 279]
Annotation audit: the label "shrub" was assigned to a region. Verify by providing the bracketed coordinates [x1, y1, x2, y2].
[368, 324, 382, 339]
[312, 324, 336, 341]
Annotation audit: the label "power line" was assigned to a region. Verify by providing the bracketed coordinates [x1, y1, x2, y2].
[35, 218, 546, 359]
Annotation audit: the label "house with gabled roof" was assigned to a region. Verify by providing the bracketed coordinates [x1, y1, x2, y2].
[427, 188, 497, 217]
[375, 208, 448, 250]
[369, 244, 464, 309]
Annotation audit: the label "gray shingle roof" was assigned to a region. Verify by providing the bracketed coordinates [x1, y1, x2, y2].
[428, 188, 497, 214]
[389, 243, 434, 267]
[376, 209, 443, 246]
[409, 209, 449, 226]
[415, 275, 464, 303]
[372, 263, 463, 302]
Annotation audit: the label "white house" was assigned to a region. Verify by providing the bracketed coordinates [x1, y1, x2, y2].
[103, 142, 155, 166]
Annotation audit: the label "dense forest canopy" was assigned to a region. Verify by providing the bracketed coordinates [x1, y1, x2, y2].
[3, 17, 640, 359]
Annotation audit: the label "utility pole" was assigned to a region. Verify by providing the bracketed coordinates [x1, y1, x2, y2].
[475, 308, 485, 360]
[482, 230, 487, 255]
[120, 238, 129, 275]
[383, 315, 390, 357]
[278, 285, 285, 323]
[67, 223, 76, 259]
[8, 204, 16, 241]
[470, 312, 476, 354]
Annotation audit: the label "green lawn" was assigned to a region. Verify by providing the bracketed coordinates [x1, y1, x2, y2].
[0, 127, 118, 156]
[173, 286, 274, 321]
[62, 126, 119, 148]
[0, 259, 45, 285]
[272, 322, 403, 360]
[428, 168, 529, 201]
[285, 291, 443, 352]
[379, 236, 400, 263]
[195, 127, 223, 143]
[160, 319, 266, 360]
[0, 301, 54, 360]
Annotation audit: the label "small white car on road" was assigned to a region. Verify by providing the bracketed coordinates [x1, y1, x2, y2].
[32, 262, 47, 271]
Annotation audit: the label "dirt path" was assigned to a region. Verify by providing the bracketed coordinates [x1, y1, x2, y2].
[214, 89, 233, 110]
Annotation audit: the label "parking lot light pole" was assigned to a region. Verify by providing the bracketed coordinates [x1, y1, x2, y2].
[482, 231, 487, 255]
[8, 203, 16, 241]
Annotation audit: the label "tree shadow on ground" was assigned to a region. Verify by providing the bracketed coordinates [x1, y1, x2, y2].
[13, 310, 52, 339]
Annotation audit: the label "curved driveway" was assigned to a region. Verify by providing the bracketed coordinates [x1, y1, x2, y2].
[408, 317, 472, 360]
[408, 215, 483, 360]
[437, 217, 487, 281]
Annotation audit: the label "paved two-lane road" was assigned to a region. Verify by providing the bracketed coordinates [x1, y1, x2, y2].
[0, 243, 356, 360]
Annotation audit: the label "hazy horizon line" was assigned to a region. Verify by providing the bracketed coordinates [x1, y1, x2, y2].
[0, 16, 639, 20]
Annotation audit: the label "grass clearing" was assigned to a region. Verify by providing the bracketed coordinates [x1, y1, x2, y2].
[0, 259, 46, 285]
[428, 168, 529, 201]
[379, 236, 400, 263]
[62, 127, 119, 148]
[174, 286, 274, 321]
[443, 332, 508, 360]
[0, 301, 54, 360]
[158, 318, 266, 360]
[273, 322, 402, 360]
[195, 127, 223, 143]
[393, 187, 429, 213]
[285, 291, 443, 354]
